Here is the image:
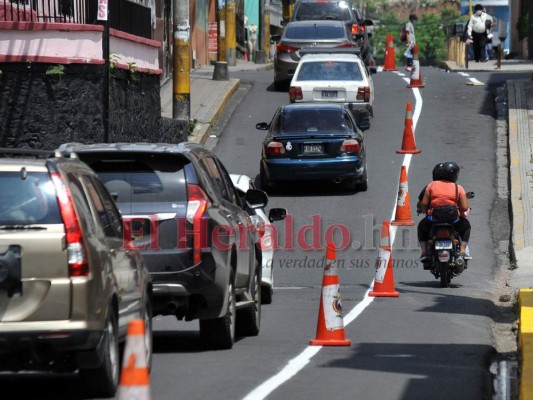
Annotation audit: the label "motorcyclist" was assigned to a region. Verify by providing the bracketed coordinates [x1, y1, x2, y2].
[417, 162, 471, 263]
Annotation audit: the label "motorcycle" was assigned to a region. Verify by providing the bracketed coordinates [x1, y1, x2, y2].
[418, 192, 474, 288]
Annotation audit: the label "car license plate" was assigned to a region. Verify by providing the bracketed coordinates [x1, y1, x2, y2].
[435, 240, 453, 250]
[303, 144, 323, 154]
[321, 90, 338, 98]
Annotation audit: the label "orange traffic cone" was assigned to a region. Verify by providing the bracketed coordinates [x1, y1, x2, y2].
[391, 166, 415, 226]
[117, 320, 150, 400]
[369, 221, 399, 297]
[382, 35, 397, 71]
[396, 102, 421, 154]
[408, 44, 424, 88]
[310, 243, 351, 346]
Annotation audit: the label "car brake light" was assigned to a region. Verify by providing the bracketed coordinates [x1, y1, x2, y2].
[357, 86, 370, 102]
[265, 141, 286, 155]
[289, 86, 303, 102]
[351, 24, 359, 35]
[50, 172, 89, 277]
[276, 43, 299, 53]
[187, 184, 211, 265]
[340, 139, 360, 153]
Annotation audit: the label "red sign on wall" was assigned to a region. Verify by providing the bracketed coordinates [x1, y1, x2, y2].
[208, 23, 218, 53]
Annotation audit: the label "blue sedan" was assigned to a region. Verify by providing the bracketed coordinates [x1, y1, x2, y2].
[257, 103, 368, 192]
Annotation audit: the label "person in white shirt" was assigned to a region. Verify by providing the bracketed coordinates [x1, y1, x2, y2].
[467, 4, 492, 62]
[404, 14, 418, 71]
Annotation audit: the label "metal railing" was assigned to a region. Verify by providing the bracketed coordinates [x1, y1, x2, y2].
[1, 0, 152, 39]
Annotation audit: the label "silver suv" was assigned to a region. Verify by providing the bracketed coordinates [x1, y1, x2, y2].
[0, 151, 153, 397]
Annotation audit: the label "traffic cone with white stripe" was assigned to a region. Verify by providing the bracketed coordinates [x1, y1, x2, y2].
[391, 166, 415, 226]
[369, 221, 399, 297]
[408, 44, 425, 88]
[396, 102, 421, 154]
[117, 320, 150, 400]
[382, 34, 397, 71]
[310, 243, 351, 346]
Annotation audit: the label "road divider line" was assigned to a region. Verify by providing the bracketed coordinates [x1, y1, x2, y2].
[242, 346, 322, 400]
[241, 76, 423, 400]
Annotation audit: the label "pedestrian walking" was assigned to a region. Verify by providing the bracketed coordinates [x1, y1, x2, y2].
[404, 14, 418, 72]
[467, 4, 493, 62]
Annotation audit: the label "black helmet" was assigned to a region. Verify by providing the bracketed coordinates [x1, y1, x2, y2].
[433, 161, 460, 182]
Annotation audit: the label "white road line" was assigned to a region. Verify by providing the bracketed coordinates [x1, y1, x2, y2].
[242, 75, 423, 400]
[467, 77, 484, 85]
[458, 72, 470, 77]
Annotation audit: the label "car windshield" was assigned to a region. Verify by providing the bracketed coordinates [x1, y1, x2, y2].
[284, 24, 346, 40]
[294, 3, 352, 21]
[81, 153, 188, 204]
[279, 108, 349, 133]
[0, 171, 61, 225]
[296, 60, 363, 81]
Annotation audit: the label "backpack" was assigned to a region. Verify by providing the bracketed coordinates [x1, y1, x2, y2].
[400, 23, 407, 42]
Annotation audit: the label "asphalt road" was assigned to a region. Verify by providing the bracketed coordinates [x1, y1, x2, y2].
[2, 68, 532, 400]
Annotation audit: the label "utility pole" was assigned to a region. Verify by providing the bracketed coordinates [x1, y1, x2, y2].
[226, 0, 236, 66]
[282, 0, 291, 23]
[97, 0, 110, 143]
[529, 0, 533, 60]
[217, 0, 226, 62]
[255, 0, 266, 63]
[173, 0, 190, 138]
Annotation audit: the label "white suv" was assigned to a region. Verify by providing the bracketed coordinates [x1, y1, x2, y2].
[288, 48, 374, 125]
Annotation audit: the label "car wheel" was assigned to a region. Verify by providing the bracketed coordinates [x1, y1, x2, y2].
[260, 163, 274, 192]
[261, 284, 273, 305]
[80, 307, 120, 397]
[237, 261, 262, 336]
[143, 296, 153, 371]
[200, 272, 236, 349]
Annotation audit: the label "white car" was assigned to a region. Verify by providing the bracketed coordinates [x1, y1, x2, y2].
[230, 174, 286, 304]
[288, 48, 374, 124]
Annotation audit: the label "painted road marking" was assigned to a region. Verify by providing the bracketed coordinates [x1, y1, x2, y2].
[242, 77, 423, 400]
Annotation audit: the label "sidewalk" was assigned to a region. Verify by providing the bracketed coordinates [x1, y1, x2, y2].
[160, 59, 273, 144]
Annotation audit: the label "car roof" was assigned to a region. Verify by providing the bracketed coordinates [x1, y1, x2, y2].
[299, 53, 363, 62]
[280, 102, 348, 112]
[58, 142, 207, 156]
[285, 20, 346, 28]
[0, 158, 49, 170]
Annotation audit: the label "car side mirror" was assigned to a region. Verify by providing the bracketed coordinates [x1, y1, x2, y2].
[358, 120, 370, 131]
[268, 208, 287, 223]
[271, 34, 282, 42]
[256, 122, 269, 130]
[466, 191, 475, 199]
[245, 189, 268, 209]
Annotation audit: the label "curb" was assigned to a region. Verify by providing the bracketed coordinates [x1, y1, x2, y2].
[507, 81, 525, 252]
[189, 78, 240, 145]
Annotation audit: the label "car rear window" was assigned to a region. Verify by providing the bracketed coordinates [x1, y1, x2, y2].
[279, 108, 349, 133]
[297, 61, 363, 81]
[284, 24, 346, 40]
[0, 171, 62, 225]
[294, 3, 352, 22]
[81, 153, 188, 204]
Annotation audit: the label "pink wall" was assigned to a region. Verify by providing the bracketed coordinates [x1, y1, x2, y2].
[0, 22, 161, 74]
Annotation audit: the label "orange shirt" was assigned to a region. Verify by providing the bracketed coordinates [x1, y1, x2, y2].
[426, 180, 466, 209]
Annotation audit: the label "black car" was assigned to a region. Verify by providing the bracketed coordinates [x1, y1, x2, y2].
[58, 143, 268, 350]
[290, 0, 375, 70]
[257, 102, 368, 192]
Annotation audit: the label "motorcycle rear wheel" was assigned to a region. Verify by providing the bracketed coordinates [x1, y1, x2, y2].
[439, 262, 450, 288]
